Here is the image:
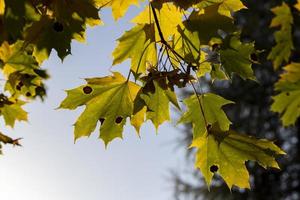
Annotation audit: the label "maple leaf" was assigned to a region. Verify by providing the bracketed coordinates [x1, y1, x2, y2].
[271, 63, 300, 126]
[0, 96, 28, 127]
[112, 24, 157, 75]
[219, 33, 256, 80]
[268, 3, 294, 70]
[1, 0, 40, 42]
[173, 25, 201, 65]
[24, 0, 102, 62]
[191, 125, 285, 189]
[59, 72, 141, 146]
[132, 3, 183, 40]
[0, 41, 48, 98]
[183, 7, 235, 45]
[179, 93, 233, 139]
[196, 0, 246, 18]
[139, 80, 180, 130]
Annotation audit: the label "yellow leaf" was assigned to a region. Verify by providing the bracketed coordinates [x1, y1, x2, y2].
[132, 3, 183, 40]
[191, 125, 285, 189]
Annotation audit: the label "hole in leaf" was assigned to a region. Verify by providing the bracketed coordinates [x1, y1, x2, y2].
[26, 92, 31, 97]
[210, 165, 218, 173]
[16, 85, 21, 91]
[286, 92, 290, 96]
[83, 86, 93, 94]
[212, 44, 220, 51]
[18, 81, 24, 87]
[115, 116, 123, 124]
[250, 53, 258, 62]
[207, 124, 212, 131]
[53, 22, 64, 32]
[99, 118, 105, 125]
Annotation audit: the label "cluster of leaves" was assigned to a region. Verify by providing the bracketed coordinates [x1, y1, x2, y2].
[1, 0, 299, 191]
[269, 2, 300, 126]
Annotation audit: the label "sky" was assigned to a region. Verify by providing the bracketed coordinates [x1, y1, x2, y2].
[0, 6, 189, 200]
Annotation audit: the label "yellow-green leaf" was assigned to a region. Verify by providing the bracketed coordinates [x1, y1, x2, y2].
[140, 81, 180, 130]
[220, 33, 256, 80]
[183, 7, 235, 45]
[132, 3, 183, 40]
[0, 98, 28, 127]
[59, 72, 141, 146]
[268, 3, 294, 70]
[196, 0, 246, 18]
[179, 93, 233, 139]
[191, 126, 285, 189]
[112, 24, 157, 75]
[271, 63, 300, 126]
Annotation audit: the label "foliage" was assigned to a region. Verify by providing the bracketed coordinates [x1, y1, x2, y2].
[1, 0, 299, 191]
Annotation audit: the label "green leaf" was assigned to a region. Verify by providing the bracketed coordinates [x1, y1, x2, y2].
[183, 7, 236, 45]
[196, 0, 246, 18]
[140, 80, 180, 130]
[268, 3, 294, 70]
[24, 0, 102, 62]
[2, 0, 40, 42]
[59, 72, 141, 146]
[191, 126, 285, 189]
[220, 33, 256, 80]
[271, 63, 300, 126]
[179, 93, 233, 139]
[0, 97, 28, 127]
[0, 41, 48, 98]
[112, 24, 157, 75]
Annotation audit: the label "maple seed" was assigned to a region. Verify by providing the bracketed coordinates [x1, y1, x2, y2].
[53, 22, 64, 32]
[210, 165, 218, 173]
[83, 86, 93, 94]
[115, 116, 123, 124]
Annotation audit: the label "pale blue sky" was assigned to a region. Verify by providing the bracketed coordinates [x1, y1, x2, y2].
[0, 6, 188, 200]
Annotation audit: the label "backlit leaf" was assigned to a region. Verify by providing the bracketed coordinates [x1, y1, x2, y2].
[268, 3, 294, 70]
[191, 125, 285, 189]
[271, 63, 300, 126]
[112, 24, 157, 75]
[60, 72, 141, 146]
[179, 93, 233, 139]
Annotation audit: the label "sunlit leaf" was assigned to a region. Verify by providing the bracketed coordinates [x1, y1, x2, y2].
[271, 63, 300, 126]
[60, 72, 141, 146]
[179, 93, 233, 139]
[268, 3, 294, 70]
[191, 125, 285, 189]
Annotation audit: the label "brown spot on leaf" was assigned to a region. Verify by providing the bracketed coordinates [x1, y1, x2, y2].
[83, 86, 93, 94]
[99, 118, 105, 125]
[210, 165, 218, 173]
[115, 116, 123, 124]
